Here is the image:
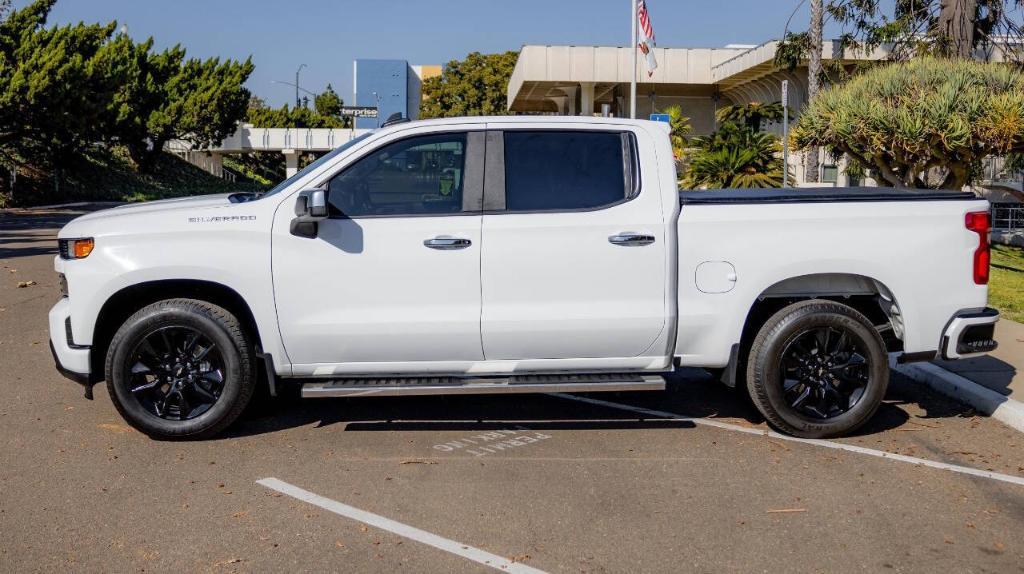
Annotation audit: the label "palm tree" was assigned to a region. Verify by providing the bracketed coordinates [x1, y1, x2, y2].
[715, 102, 787, 132]
[659, 105, 692, 159]
[805, 0, 823, 183]
[683, 125, 788, 189]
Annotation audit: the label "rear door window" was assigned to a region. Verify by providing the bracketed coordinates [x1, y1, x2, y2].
[503, 131, 630, 212]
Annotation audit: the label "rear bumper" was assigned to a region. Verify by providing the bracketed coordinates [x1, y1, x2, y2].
[941, 307, 999, 360]
[48, 298, 91, 382]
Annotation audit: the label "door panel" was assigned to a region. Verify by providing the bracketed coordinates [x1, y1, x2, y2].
[480, 128, 669, 360]
[274, 216, 483, 366]
[272, 129, 484, 369]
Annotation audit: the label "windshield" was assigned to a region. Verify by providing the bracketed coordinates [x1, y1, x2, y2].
[260, 132, 373, 198]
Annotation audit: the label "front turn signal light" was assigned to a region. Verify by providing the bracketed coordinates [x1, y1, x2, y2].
[59, 238, 94, 260]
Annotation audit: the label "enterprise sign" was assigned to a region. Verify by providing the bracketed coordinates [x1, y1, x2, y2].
[339, 106, 379, 118]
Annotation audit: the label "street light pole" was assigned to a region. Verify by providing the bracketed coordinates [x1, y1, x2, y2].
[295, 64, 307, 108]
[372, 91, 382, 127]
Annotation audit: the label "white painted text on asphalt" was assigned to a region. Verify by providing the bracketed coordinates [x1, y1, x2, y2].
[432, 428, 553, 457]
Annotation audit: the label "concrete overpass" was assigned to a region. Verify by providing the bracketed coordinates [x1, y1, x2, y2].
[167, 125, 373, 178]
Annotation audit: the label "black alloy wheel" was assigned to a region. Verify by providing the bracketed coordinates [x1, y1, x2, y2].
[105, 298, 255, 439]
[746, 299, 889, 439]
[778, 326, 869, 419]
[125, 326, 226, 420]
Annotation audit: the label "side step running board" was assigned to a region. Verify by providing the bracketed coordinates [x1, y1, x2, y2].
[301, 373, 666, 398]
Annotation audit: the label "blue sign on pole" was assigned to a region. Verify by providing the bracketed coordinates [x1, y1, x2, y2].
[649, 113, 671, 123]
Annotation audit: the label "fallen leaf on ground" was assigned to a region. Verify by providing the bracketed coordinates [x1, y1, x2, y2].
[16, 280, 36, 288]
[767, 508, 807, 514]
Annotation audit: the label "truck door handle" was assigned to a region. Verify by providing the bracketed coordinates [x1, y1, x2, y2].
[608, 232, 655, 247]
[423, 237, 472, 250]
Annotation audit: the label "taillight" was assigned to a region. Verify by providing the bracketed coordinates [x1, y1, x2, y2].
[965, 211, 991, 285]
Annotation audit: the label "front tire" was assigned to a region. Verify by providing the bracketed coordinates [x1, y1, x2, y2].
[746, 300, 888, 439]
[105, 299, 255, 439]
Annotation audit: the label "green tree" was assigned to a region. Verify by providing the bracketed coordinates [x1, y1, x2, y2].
[246, 100, 343, 129]
[0, 1, 130, 167]
[0, 0, 253, 173]
[659, 105, 692, 159]
[683, 124, 787, 189]
[314, 83, 343, 119]
[777, 1, 1024, 66]
[125, 54, 254, 171]
[420, 51, 518, 118]
[107, 41, 186, 168]
[715, 101, 788, 132]
[791, 57, 1024, 189]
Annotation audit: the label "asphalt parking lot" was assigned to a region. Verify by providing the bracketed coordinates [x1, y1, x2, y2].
[2, 209, 1023, 573]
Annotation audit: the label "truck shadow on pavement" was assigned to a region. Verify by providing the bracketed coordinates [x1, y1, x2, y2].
[225, 370, 919, 440]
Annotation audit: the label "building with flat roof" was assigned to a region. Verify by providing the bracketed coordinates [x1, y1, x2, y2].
[353, 59, 441, 129]
[507, 40, 1020, 194]
[507, 41, 897, 135]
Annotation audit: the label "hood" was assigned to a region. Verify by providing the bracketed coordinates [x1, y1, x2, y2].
[58, 193, 237, 238]
[78, 193, 234, 220]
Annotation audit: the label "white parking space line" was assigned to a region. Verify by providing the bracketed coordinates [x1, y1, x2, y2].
[256, 478, 548, 574]
[551, 393, 1024, 488]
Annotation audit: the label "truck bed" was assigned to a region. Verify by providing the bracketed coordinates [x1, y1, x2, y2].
[680, 187, 977, 205]
[672, 187, 990, 368]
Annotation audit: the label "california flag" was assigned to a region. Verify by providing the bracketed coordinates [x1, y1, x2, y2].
[637, 0, 658, 77]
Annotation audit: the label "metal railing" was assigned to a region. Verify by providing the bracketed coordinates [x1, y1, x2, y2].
[992, 202, 1024, 230]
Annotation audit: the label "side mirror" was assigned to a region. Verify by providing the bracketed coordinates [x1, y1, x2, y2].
[294, 189, 328, 221]
[291, 189, 328, 238]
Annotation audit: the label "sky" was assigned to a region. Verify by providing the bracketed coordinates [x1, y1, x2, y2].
[29, 0, 858, 107]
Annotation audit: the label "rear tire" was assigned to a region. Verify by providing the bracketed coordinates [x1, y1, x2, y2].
[746, 300, 888, 438]
[105, 299, 255, 439]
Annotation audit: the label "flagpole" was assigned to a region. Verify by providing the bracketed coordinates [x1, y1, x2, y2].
[630, 0, 638, 119]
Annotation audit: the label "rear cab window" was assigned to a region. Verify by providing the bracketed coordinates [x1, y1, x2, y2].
[502, 131, 636, 212]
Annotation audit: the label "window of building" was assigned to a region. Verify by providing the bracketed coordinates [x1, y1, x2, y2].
[822, 164, 839, 184]
[503, 131, 630, 212]
[328, 133, 466, 217]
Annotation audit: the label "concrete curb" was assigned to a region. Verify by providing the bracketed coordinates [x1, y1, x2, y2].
[895, 362, 1024, 434]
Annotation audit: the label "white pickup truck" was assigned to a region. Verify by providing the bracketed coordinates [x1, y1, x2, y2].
[49, 116, 999, 440]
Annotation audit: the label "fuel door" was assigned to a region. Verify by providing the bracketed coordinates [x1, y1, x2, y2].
[695, 261, 737, 294]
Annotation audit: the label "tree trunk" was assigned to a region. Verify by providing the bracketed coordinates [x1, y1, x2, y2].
[138, 137, 167, 174]
[804, 0, 823, 184]
[938, 0, 977, 59]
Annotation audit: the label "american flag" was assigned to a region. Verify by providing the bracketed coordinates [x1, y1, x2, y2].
[637, 0, 658, 77]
